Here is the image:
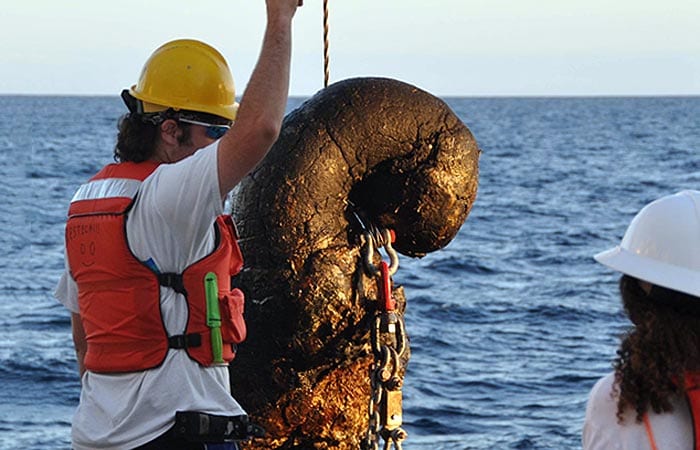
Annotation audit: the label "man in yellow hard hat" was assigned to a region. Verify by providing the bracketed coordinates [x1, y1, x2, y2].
[54, 1, 300, 449]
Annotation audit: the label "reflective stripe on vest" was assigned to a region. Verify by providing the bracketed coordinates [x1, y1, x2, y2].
[72, 178, 141, 202]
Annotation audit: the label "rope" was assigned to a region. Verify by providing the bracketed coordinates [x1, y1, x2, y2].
[323, 0, 330, 87]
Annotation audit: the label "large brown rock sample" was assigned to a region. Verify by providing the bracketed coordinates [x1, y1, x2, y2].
[230, 77, 479, 449]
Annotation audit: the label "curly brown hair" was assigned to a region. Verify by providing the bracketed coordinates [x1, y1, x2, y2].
[113, 113, 193, 163]
[113, 113, 160, 162]
[613, 274, 700, 423]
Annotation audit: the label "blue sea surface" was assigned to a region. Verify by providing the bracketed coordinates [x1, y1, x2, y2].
[1, 93, 700, 449]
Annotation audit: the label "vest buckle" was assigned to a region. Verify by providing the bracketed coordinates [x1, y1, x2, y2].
[168, 333, 202, 349]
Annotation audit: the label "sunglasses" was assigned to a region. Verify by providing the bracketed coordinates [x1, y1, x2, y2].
[178, 118, 231, 139]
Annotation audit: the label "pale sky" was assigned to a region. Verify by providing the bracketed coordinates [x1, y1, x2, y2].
[1, 0, 699, 97]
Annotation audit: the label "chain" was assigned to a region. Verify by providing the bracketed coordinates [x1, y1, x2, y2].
[359, 229, 409, 450]
[323, 0, 330, 87]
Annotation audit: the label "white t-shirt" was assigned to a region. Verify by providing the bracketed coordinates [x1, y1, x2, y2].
[55, 143, 246, 450]
[583, 372, 692, 450]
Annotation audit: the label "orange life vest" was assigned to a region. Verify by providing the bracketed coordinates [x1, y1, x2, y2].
[642, 372, 700, 450]
[65, 161, 246, 373]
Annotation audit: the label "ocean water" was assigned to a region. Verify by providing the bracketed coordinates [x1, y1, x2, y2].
[1, 93, 699, 449]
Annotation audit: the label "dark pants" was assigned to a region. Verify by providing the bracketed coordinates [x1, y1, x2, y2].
[133, 428, 240, 450]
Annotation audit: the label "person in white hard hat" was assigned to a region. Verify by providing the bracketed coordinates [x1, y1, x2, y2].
[583, 190, 700, 450]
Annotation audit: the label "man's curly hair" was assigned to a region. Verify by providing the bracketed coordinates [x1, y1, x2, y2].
[613, 274, 700, 423]
[113, 113, 160, 162]
[113, 113, 193, 163]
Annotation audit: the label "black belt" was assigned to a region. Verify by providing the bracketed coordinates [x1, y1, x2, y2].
[173, 411, 265, 442]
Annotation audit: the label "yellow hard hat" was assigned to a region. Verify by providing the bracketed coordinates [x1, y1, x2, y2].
[129, 39, 238, 121]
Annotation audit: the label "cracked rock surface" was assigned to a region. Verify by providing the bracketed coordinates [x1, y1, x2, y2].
[230, 77, 479, 449]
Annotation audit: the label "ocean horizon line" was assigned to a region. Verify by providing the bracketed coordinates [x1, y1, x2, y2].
[2, 92, 699, 100]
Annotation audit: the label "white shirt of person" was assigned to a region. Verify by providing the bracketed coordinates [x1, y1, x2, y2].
[55, 142, 245, 450]
[583, 372, 693, 450]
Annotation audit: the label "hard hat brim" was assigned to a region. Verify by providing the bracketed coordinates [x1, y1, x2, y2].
[129, 85, 239, 121]
[594, 246, 700, 298]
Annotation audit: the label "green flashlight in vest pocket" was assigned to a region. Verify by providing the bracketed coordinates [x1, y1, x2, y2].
[204, 272, 224, 364]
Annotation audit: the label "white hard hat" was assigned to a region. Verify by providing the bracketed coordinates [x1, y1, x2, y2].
[594, 190, 700, 298]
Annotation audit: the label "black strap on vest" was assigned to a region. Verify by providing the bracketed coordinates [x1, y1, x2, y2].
[168, 333, 202, 349]
[158, 272, 187, 296]
[158, 273, 201, 351]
